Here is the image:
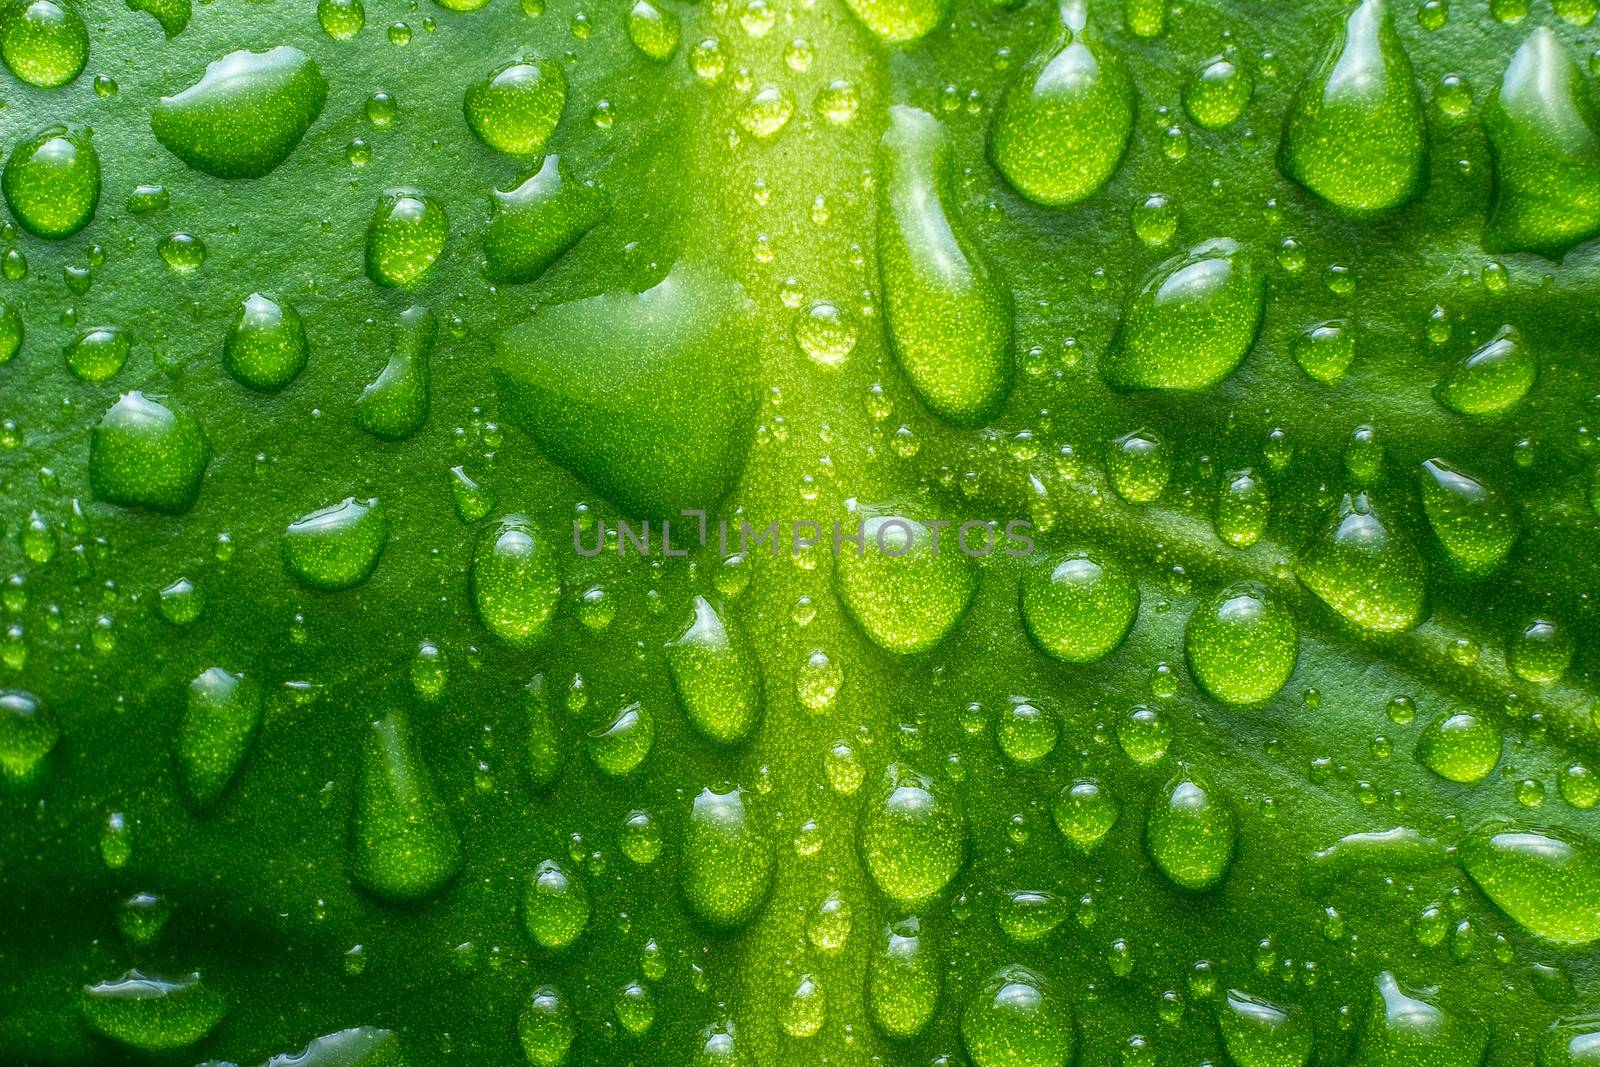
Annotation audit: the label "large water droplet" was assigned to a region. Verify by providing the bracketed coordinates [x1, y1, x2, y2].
[81, 971, 227, 1051]
[1435, 325, 1535, 416]
[494, 261, 757, 516]
[0, 0, 87, 88]
[1416, 710, 1501, 783]
[1185, 582, 1298, 705]
[1460, 825, 1600, 945]
[859, 763, 965, 906]
[89, 392, 210, 514]
[176, 668, 261, 811]
[878, 106, 1013, 427]
[989, 2, 1134, 206]
[960, 964, 1076, 1067]
[356, 305, 434, 441]
[1145, 769, 1235, 891]
[367, 190, 447, 287]
[348, 709, 461, 902]
[152, 47, 327, 178]
[1418, 458, 1517, 570]
[833, 504, 977, 654]
[1021, 550, 1139, 663]
[281, 497, 389, 591]
[465, 59, 566, 157]
[3, 124, 99, 238]
[1218, 989, 1313, 1067]
[471, 514, 560, 647]
[1484, 28, 1600, 258]
[681, 785, 774, 929]
[1103, 238, 1264, 391]
[1355, 972, 1488, 1065]
[483, 156, 606, 284]
[1297, 492, 1426, 632]
[1279, 0, 1426, 212]
[667, 596, 763, 745]
[868, 917, 939, 1040]
[224, 292, 307, 392]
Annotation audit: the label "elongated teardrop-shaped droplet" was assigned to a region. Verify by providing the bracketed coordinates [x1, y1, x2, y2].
[1185, 582, 1298, 705]
[1484, 29, 1600, 258]
[471, 514, 560, 647]
[868, 917, 940, 1040]
[859, 763, 965, 906]
[1436, 324, 1535, 416]
[1216, 467, 1269, 547]
[523, 859, 589, 950]
[834, 504, 977, 654]
[282, 497, 389, 591]
[0, 689, 56, 783]
[878, 106, 1013, 427]
[4, 124, 99, 238]
[90, 392, 210, 514]
[627, 0, 679, 61]
[1218, 989, 1314, 1067]
[990, 2, 1133, 206]
[1021, 550, 1139, 662]
[152, 47, 327, 178]
[525, 675, 564, 790]
[465, 60, 566, 157]
[1460, 826, 1600, 945]
[495, 261, 757, 517]
[1279, 0, 1425, 212]
[367, 190, 447, 287]
[519, 986, 572, 1067]
[960, 965, 1076, 1067]
[0, 0, 87, 88]
[483, 156, 606, 284]
[224, 292, 307, 392]
[80, 971, 227, 1051]
[681, 785, 774, 929]
[348, 709, 461, 902]
[1418, 459, 1517, 570]
[1416, 711, 1501, 784]
[587, 701, 654, 775]
[357, 306, 434, 440]
[1104, 238, 1264, 391]
[667, 596, 763, 745]
[843, 0, 946, 43]
[1355, 972, 1487, 1065]
[176, 668, 261, 811]
[1146, 769, 1235, 891]
[1297, 492, 1426, 632]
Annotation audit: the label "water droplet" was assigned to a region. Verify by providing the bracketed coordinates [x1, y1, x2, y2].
[472, 514, 560, 647]
[1108, 427, 1171, 503]
[1216, 467, 1269, 547]
[281, 497, 389, 591]
[843, 0, 945, 43]
[1297, 492, 1426, 632]
[223, 292, 307, 391]
[1186, 582, 1298, 705]
[1483, 28, 1600, 258]
[1218, 989, 1314, 1067]
[1416, 710, 1501, 783]
[625, 0, 678, 60]
[152, 47, 327, 178]
[737, 84, 793, 138]
[1053, 778, 1117, 850]
[523, 859, 588, 949]
[318, 0, 364, 38]
[483, 156, 606, 285]
[4, 124, 99, 238]
[1436, 324, 1535, 416]
[868, 916, 939, 1039]
[859, 763, 965, 905]
[681, 785, 774, 929]
[1511, 617, 1572, 683]
[357, 305, 434, 439]
[1185, 55, 1252, 128]
[587, 701, 654, 776]
[1356, 972, 1488, 1063]
[878, 106, 1013, 426]
[348, 709, 461, 902]
[90, 392, 209, 514]
[1021, 550, 1139, 663]
[817, 78, 859, 124]
[998, 697, 1057, 765]
[0, 688, 55, 783]
[1417, 458, 1517, 570]
[0, 0, 86, 88]
[794, 300, 857, 367]
[834, 506, 977, 654]
[781, 974, 826, 1038]
[367, 189, 447, 286]
[176, 668, 261, 810]
[65, 325, 129, 382]
[1145, 769, 1235, 891]
[80, 971, 227, 1051]
[1103, 238, 1265, 391]
[990, 3, 1134, 205]
[996, 889, 1068, 943]
[466, 59, 566, 156]
[960, 964, 1076, 1067]
[1291, 318, 1355, 383]
[667, 595, 763, 745]
[1280, 0, 1426, 212]
[519, 986, 572, 1066]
